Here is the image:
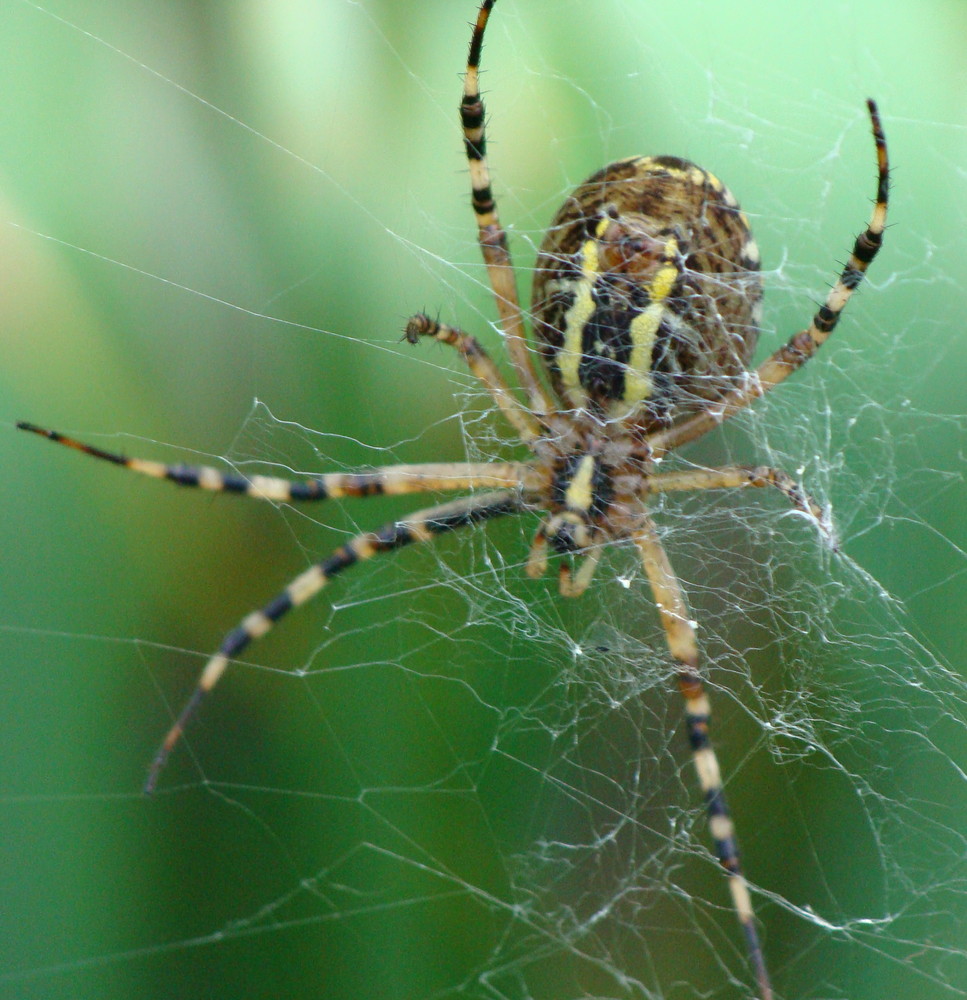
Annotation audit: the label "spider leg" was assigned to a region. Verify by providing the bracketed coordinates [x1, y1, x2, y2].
[144, 488, 523, 793]
[648, 99, 888, 458]
[648, 463, 833, 542]
[525, 522, 549, 578]
[633, 515, 773, 1000]
[557, 545, 602, 598]
[462, 1, 554, 417]
[17, 421, 530, 501]
[405, 314, 544, 444]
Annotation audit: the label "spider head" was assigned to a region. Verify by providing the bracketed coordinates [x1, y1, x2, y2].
[525, 452, 613, 597]
[526, 510, 604, 598]
[545, 510, 593, 556]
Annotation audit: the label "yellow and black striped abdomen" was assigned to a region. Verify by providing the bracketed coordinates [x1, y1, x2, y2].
[532, 155, 762, 429]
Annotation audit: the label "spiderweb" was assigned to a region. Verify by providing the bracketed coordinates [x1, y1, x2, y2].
[2, 2, 965, 999]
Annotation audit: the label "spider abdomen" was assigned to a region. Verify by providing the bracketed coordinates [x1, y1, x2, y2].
[532, 155, 762, 429]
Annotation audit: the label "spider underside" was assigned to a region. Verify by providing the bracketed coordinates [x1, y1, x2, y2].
[17, 3, 889, 999]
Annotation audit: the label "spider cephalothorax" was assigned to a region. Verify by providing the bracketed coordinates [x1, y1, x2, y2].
[17, 2, 888, 998]
[525, 422, 635, 596]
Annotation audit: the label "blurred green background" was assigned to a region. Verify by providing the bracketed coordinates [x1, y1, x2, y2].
[1, 1, 965, 998]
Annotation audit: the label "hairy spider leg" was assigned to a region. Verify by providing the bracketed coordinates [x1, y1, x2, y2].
[404, 315, 543, 444]
[648, 463, 834, 543]
[461, 0, 554, 417]
[634, 516, 774, 1000]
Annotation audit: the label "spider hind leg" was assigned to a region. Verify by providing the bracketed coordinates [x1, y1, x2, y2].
[143, 489, 522, 793]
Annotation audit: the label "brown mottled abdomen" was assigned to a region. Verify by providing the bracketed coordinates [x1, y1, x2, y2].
[531, 155, 762, 430]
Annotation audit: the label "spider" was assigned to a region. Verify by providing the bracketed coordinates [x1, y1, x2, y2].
[18, 3, 888, 998]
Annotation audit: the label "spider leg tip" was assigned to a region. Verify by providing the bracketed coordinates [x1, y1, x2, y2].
[142, 757, 165, 796]
[143, 734, 178, 794]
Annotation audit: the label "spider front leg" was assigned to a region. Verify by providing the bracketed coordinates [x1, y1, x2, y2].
[460, 0, 553, 417]
[633, 515, 773, 1000]
[144, 489, 523, 793]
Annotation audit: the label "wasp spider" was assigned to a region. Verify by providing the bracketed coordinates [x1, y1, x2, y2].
[19, 2, 889, 997]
